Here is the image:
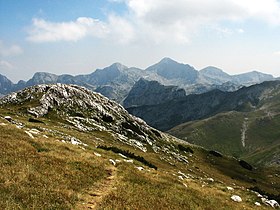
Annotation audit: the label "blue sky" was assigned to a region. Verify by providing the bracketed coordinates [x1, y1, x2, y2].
[1, 0, 280, 82]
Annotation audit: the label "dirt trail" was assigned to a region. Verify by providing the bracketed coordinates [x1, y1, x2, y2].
[76, 166, 117, 209]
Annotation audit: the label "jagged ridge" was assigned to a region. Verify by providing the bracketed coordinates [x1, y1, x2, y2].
[0, 83, 165, 152]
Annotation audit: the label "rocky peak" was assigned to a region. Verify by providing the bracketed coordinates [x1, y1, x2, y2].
[0, 74, 13, 94]
[232, 71, 274, 85]
[109, 62, 128, 71]
[146, 58, 198, 83]
[0, 83, 164, 151]
[26, 72, 58, 87]
[159, 57, 178, 64]
[200, 66, 230, 77]
[199, 66, 232, 85]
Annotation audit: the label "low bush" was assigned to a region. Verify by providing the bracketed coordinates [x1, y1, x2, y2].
[209, 150, 223, 157]
[178, 144, 194, 153]
[239, 160, 253, 171]
[97, 145, 157, 170]
[28, 118, 44, 124]
[249, 186, 280, 203]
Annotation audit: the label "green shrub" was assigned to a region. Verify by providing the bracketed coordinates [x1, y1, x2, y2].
[97, 145, 157, 170]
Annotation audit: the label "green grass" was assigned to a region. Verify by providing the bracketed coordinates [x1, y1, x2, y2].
[169, 110, 280, 166]
[168, 112, 246, 157]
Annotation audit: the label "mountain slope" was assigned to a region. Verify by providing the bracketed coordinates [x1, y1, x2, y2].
[81, 64, 149, 102]
[232, 71, 274, 85]
[168, 110, 280, 166]
[168, 82, 280, 166]
[123, 78, 186, 108]
[127, 81, 280, 131]
[199, 66, 232, 84]
[0, 74, 13, 95]
[146, 57, 199, 84]
[1, 84, 279, 209]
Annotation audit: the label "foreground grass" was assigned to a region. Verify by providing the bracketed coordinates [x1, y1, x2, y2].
[0, 113, 278, 209]
[97, 163, 262, 210]
[0, 123, 107, 209]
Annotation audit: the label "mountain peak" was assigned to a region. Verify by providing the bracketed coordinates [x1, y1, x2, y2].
[146, 58, 198, 82]
[201, 66, 226, 74]
[159, 57, 178, 64]
[109, 62, 128, 71]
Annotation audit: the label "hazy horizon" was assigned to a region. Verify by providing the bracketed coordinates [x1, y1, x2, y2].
[1, 0, 280, 82]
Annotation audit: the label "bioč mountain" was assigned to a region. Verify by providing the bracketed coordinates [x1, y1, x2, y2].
[0, 58, 276, 102]
[0, 84, 279, 209]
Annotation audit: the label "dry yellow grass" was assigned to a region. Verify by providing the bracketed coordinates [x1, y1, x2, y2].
[0, 113, 278, 209]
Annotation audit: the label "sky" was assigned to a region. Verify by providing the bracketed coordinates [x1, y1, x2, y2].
[0, 0, 280, 82]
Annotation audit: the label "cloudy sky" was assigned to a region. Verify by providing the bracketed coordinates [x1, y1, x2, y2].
[1, 0, 280, 82]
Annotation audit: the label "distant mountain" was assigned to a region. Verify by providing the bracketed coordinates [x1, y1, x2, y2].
[80, 63, 148, 101]
[127, 80, 280, 131]
[123, 78, 186, 108]
[146, 57, 198, 84]
[168, 81, 280, 167]
[184, 81, 242, 95]
[232, 71, 274, 85]
[80, 63, 128, 85]
[199, 67, 274, 86]
[199, 66, 232, 84]
[0, 74, 13, 95]
[26, 72, 58, 86]
[13, 80, 27, 92]
[0, 58, 276, 102]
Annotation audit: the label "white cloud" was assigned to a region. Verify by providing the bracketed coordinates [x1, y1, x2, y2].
[120, 0, 280, 43]
[27, 17, 109, 42]
[237, 28, 244, 34]
[27, 0, 280, 44]
[0, 41, 23, 57]
[234, 0, 280, 25]
[274, 51, 280, 56]
[0, 60, 14, 69]
[108, 14, 136, 43]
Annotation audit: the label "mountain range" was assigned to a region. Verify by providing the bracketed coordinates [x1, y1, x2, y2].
[126, 80, 280, 166]
[1, 83, 279, 209]
[0, 58, 276, 102]
[126, 81, 280, 130]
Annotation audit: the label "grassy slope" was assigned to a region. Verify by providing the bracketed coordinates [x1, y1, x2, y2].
[1, 109, 279, 209]
[168, 109, 280, 166]
[169, 112, 246, 157]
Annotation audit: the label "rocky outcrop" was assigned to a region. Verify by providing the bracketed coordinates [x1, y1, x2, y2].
[0, 84, 166, 151]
